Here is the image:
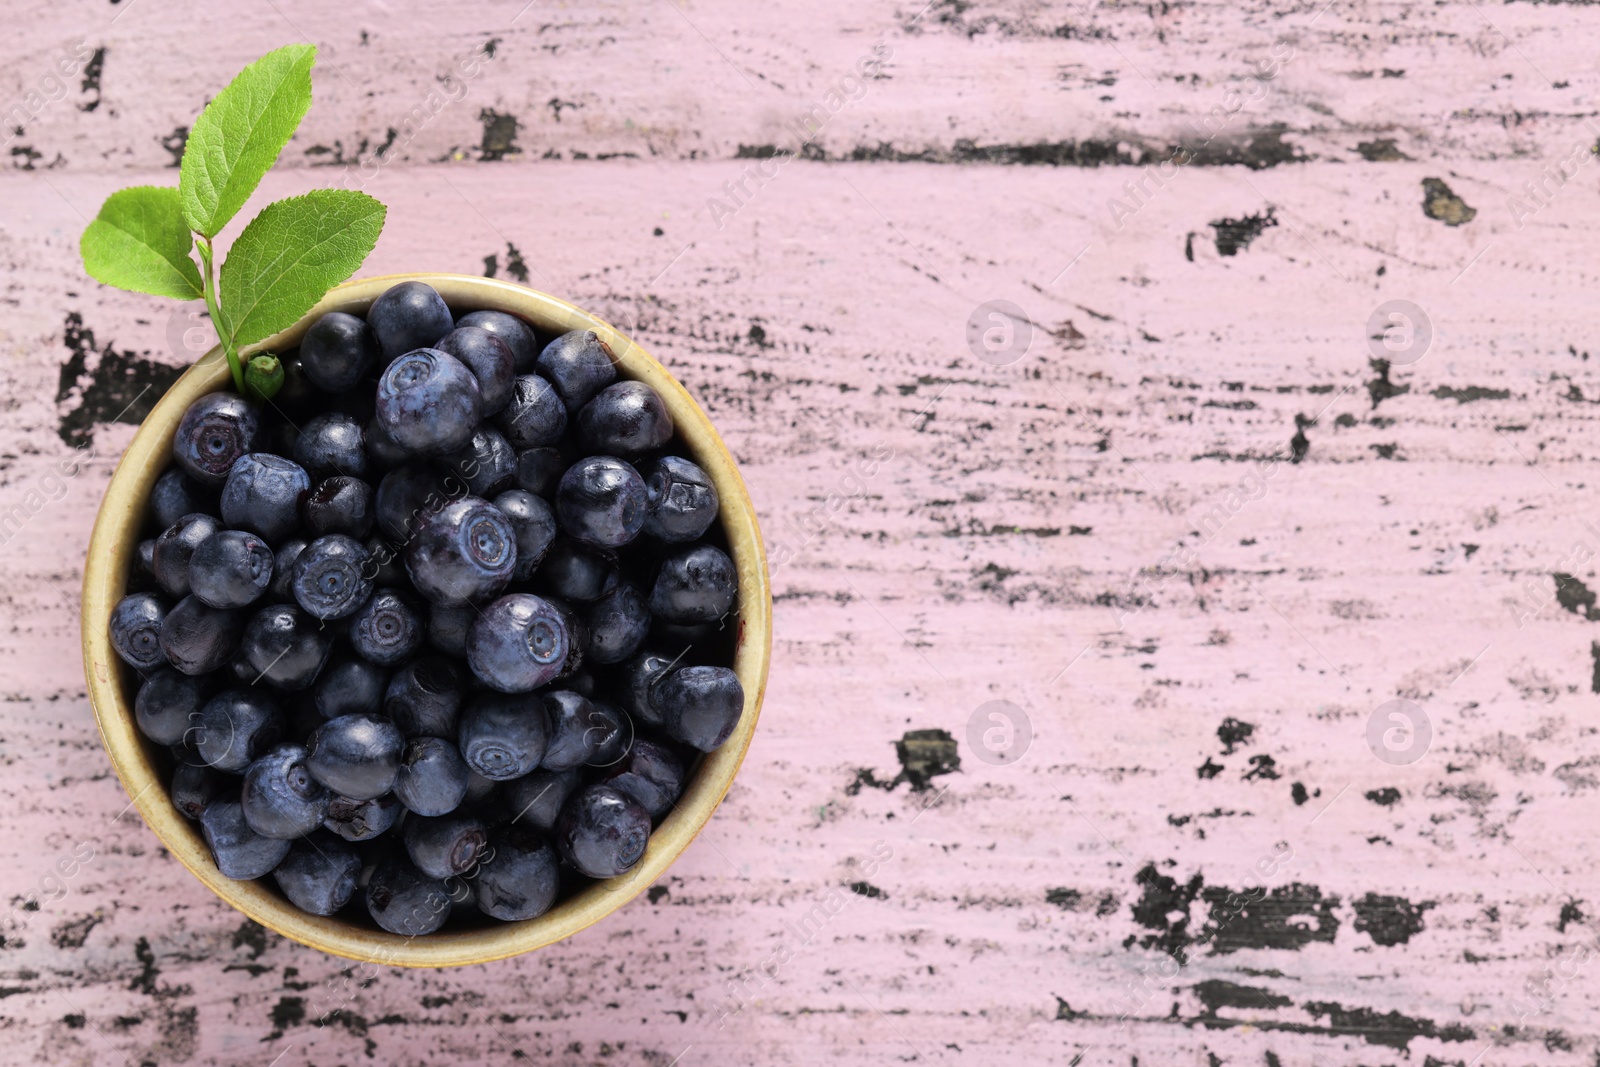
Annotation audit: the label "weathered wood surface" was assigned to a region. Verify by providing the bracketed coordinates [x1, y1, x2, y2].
[4, 1, 1600, 1064]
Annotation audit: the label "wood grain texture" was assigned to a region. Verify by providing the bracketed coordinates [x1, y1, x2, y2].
[4, 1, 1600, 1064]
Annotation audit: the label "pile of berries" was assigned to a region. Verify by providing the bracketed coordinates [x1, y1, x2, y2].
[107, 281, 743, 935]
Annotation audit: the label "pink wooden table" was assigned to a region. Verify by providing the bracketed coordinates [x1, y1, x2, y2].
[3, 1, 1600, 1063]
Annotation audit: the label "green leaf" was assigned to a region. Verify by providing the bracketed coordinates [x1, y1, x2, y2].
[218, 189, 386, 347]
[80, 186, 204, 299]
[179, 44, 316, 238]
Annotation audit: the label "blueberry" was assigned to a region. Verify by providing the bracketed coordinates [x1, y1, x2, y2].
[368, 281, 455, 363]
[616, 648, 679, 728]
[503, 767, 581, 832]
[375, 464, 449, 542]
[173, 393, 262, 488]
[273, 831, 361, 914]
[200, 800, 292, 880]
[365, 856, 452, 935]
[160, 595, 243, 675]
[466, 594, 578, 693]
[152, 513, 222, 598]
[474, 825, 560, 920]
[576, 381, 673, 457]
[584, 582, 650, 664]
[291, 535, 374, 620]
[656, 665, 743, 751]
[240, 603, 332, 689]
[536, 330, 617, 412]
[134, 667, 209, 745]
[493, 490, 558, 580]
[403, 813, 488, 879]
[323, 791, 401, 841]
[394, 736, 470, 817]
[313, 655, 388, 719]
[602, 739, 684, 819]
[303, 476, 375, 539]
[293, 412, 370, 480]
[375, 348, 482, 456]
[427, 602, 474, 658]
[135, 538, 157, 580]
[514, 446, 567, 497]
[150, 468, 215, 529]
[300, 311, 379, 391]
[437, 326, 515, 415]
[222, 454, 312, 543]
[384, 656, 463, 737]
[270, 539, 307, 601]
[555, 784, 650, 879]
[495, 374, 567, 448]
[193, 688, 282, 771]
[649, 544, 737, 624]
[363, 537, 407, 588]
[405, 497, 516, 604]
[585, 701, 632, 766]
[347, 587, 424, 666]
[535, 538, 615, 602]
[457, 692, 548, 780]
[306, 713, 404, 800]
[555, 456, 647, 548]
[364, 414, 411, 470]
[463, 768, 498, 805]
[539, 690, 606, 771]
[242, 743, 329, 839]
[171, 761, 223, 819]
[640, 455, 719, 543]
[456, 309, 537, 373]
[187, 529, 274, 609]
[438, 427, 517, 497]
[111, 592, 170, 670]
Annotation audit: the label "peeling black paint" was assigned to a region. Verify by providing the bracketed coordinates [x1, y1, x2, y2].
[1422, 177, 1476, 226]
[1192, 979, 1290, 1015]
[1289, 414, 1312, 463]
[1289, 782, 1309, 806]
[482, 242, 529, 284]
[848, 881, 886, 899]
[1201, 882, 1339, 954]
[1209, 209, 1277, 256]
[648, 886, 670, 904]
[1365, 787, 1401, 806]
[1432, 384, 1510, 403]
[1216, 718, 1254, 755]
[1355, 138, 1410, 161]
[1365, 357, 1410, 409]
[845, 729, 960, 793]
[1197, 758, 1223, 779]
[1558, 900, 1583, 932]
[1301, 1001, 1471, 1051]
[1553, 573, 1598, 619]
[78, 47, 106, 112]
[57, 312, 183, 447]
[1352, 893, 1435, 946]
[160, 125, 188, 167]
[479, 109, 519, 161]
[1242, 755, 1280, 781]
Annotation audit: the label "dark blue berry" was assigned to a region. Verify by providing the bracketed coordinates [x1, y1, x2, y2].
[111, 592, 170, 670]
[187, 529, 274, 609]
[536, 330, 617, 412]
[405, 497, 516, 604]
[150, 468, 215, 529]
[584, 582, 650, 664]
[602, 738, 684, 819]
[437, 326, 515, 415]
[539, 690, 606, 771]
[365, 856, 451, 935]
[475, 826, 559, 920]
[300, 311, 379, 391]
[193, 688, 282, 772]
[555, 456, 647, 548]
[403, 813, 487, 879]
[367, 281, 455, 364]
[348, 587, 423, 666]
[394, 736, 470, 817]
[242, 743, 329, 839]
[171, 761, 223, 819]
[456, 309, 537, 372]
[384, 656, 463, 737]
[160, 595, 243, 676]
[616, 648, 678, 728]
[535, 538, 615, 602]
[173, 393, 262, 488]
[495, 374, 567, 448]
[650, 544, 737, 624]
[364, 414, 410, 469]
[641, 455, 719, 543]
[273, 831, 360, 914]
[576, 381, 673, 457]
[293, 412, 370, 480]
[656, 665, 743, 751]
[375, 463, 449, 542]
[152, 513, 222, 598]
[515, 446, 566, 496]
[585, 701, 632, 767]
[313, 655, 387, 719]
[494, 489, 557, 580]
[375, 348, 482, 456]
[303, 476, 375, 539]
[427, 602, 473, 658]
[135, 667, 208, 745]
[136, 538, 157, 579]
[201, 800, 291, 880]
[463, 769, 497, 805]
[362, 536, 407, 588]
[240, 603, 332, 689]
[306, 713, 404, 800]
[458, 692, 548, 780]
[291, 535, 374, 620]
[556, 784, 650, 879]
[270, 539, 307, 600]
[504, 767, 581, 832]
[323, 791, 401, 841]
[466, 594, 577, 693]
[438, 427, 517, 497]
[222, 454, 311, 543]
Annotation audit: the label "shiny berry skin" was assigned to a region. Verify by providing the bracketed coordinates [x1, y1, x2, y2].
[364, 414, 410, 469]
[374, 463, 449, 542]
[188, 529, 274, 609]
[300, 311, 379, 392]
[403, 813, 487, 879]
[303, 476, 375, 539]
[456, 309, 537, 373]
[291, 535, 374, 620]
[536, 539, 614, 602]
[504, 767, 581, 832]
[556, 456, 647, 548]
[539, 690, 608, 771]
[365, 856, 451, 936]
[439, 427, 517, 497]
[650, 543, 737, 624]
[152, 513, 223, 598]
[616, 648, 678, 728]
[576, 381, 673, 457]
[405, 497, 516, 605]
[306, 713, 404, 800]
[458, 693, 548, 780]
[603, 738, 684, 818]
[293, 411, 370, 480]
[134, 667, 208, 745]
[347, 588, 423, 666]
[375, 348, 482, 456]
[273, 831, 360, 914]
[221, 454, 312, 543]
[160, 595, 243, 676]
[641, 455, 719, 543]
[200, 800, 291, 880]
[150, 468, 215, 530]
[585, 701, 632, 766]
[384, 656, 463, 737]
[437, 326, 515, 415]
[556, 784, 650, 879]
[323, 791, 401, 841]
[536, 330, 617, 412]
[514, 446, 566, 496]
[394, 736, 470, 817]
[427, 602, 474, 658]
[173, 393, 262, 488]
[240, 603, 332, 689]
[111, 592, 171, 670]
[584, 582, 650, 664]
[313, 655, 387, 719]
[171, 761, 223, 819]
[475, 825, 560, 921]
[193, 688, 282, 772]
[466, 594, 576, 693]
[495, 374, 567, 449]
[242, 743, 329, 839]
[368, 280, 454, 363]
[494, 489, 558, 580]
[657, 665, 744, 751]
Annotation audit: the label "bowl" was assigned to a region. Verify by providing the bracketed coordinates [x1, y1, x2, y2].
[80, 273, 770, 966]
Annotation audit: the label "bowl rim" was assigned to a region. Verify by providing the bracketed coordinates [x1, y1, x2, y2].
[81, 272, 771, 967]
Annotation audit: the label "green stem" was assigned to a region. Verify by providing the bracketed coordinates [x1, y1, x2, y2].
[195, 236, 244, 393]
